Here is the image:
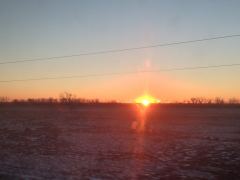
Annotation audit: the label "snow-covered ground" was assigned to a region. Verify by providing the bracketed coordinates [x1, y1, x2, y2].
[0, 105, 239, 179]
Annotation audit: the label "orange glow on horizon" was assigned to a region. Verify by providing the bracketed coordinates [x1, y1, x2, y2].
[135, 94, 160, 107]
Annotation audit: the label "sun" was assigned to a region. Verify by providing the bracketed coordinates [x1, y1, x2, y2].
[142, 99, 150, 107]
[135, 94, 160, 107]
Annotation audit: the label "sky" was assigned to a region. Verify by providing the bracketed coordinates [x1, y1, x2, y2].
[0, 0, 240, 102]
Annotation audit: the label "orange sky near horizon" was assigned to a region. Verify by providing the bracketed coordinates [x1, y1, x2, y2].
[1, 65, 239, 102]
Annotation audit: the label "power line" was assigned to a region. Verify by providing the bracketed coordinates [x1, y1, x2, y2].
[1, 34, 240, 65]
[1, 63, 240, 83]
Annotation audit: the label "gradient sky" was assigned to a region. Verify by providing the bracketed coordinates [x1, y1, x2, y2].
[0, 0, 240, 102]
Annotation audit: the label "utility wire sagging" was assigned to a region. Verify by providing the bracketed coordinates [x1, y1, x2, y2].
[0, 63, 240, 83]
[0, 34, 240, 65]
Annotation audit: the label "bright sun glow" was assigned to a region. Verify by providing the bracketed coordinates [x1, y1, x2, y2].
[142, 99, 150, 107]
[135, 94, 160, 107]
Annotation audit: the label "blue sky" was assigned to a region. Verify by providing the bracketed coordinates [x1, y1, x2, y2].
[0, 0, 240, 101]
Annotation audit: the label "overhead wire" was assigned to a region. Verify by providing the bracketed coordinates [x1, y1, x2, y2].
[1, 63, 240, 83]
[0, 34, 240, 65]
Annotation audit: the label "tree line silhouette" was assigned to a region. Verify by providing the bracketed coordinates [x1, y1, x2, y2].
[0, 92, 118, 105]
[0, 92, 239, 105]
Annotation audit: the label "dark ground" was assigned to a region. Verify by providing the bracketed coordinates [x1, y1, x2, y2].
[0, 105, 240, 179]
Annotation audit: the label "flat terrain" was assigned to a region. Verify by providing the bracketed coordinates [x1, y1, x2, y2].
[0, 105, 240, 179]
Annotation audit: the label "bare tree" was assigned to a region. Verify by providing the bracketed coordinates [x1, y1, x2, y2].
[214, 97, 225, 104]
[205, 98, 212, 104]
[228, 98, 239, 104]
[59, 92, 76, 104]
[0, 96, 9, 104]
[190, 98, 197, 104]
[190, 97, 206, 104]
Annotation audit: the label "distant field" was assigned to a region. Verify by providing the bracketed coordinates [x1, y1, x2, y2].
[0, 105, 240, 179]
